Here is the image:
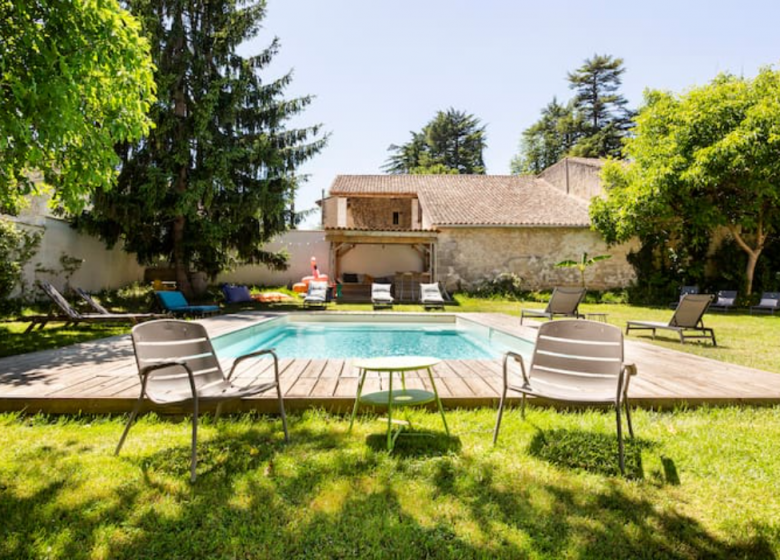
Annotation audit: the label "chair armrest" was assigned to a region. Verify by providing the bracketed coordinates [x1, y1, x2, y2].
[228, 348, 279, 382]
[139, 360, 198, 399]
[503, 351, 528, 387]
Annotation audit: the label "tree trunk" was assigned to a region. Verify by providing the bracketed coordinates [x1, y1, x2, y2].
[729, 222, 766, 297]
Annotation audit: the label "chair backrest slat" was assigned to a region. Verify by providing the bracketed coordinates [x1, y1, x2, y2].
[75, 288, 110, 314]
[669, 294, 712, 327]
[131, 320, 225, 395]
[546, 287, 586, 314]
[529, 320, 624, 396]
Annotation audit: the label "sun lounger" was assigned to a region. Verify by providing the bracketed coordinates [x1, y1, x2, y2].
[626, 294, 716, 345]
[750, 292, 780, 315]
[371, 283, 394, 309]
[494, 320, 637, 474]
[520, 287, 585, 325]
[22, 283, 165, 333]
[669, 285, 699, 308]
[156, 290, 220, 317]
[419, 283, 446, 310]
[709, 290, 738, 313]
[75, 287, 166, 320]
[303, 281, 329, 309]
[115, 319, 288, 482]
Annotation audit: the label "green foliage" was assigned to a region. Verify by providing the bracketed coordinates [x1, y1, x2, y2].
[470, 272, 524, 299]
[555, 252, 612, 288]
[76, 0, 326, 297]
[384, 108, 486, 174]
[0, 0, 156, 214]
[591, 66, 780, 296]
[511, 54, 632, 173]
[0, 218, 41, 306]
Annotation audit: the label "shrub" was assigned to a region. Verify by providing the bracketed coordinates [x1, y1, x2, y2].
[0, 219, 41, 308]
[470, 272, 524, 299]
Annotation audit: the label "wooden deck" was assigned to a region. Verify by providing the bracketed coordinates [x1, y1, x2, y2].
[1, 311, 779, 414]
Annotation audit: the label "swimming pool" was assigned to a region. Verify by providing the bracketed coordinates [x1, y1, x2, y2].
[213, 315, 532, 360]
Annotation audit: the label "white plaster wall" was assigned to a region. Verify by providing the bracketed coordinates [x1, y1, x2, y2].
[339, 244, 423, 279]
[13, 216, 146, 295]
[217, 230, 330, 287]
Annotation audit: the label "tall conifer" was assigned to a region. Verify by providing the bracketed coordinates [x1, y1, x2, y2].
[78, 0, 325, 296]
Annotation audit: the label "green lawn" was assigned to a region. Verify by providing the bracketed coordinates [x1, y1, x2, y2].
[1, 408, 779, 559]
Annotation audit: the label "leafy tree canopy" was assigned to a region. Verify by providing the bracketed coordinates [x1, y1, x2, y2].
[511, 54, 633, 173]
[0, 0, 156, 215]
[384, 108, 486, 174]
[77, 0, 326, 296]
[591, 67, 780, 295]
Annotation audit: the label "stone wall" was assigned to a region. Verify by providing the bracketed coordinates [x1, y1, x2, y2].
[347, 197, 413, 229]
[436, 226, 637, 292]
[539, 158, 604, 201]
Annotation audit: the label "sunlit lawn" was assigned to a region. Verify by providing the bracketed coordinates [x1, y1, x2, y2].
[1, 408, 779, 559]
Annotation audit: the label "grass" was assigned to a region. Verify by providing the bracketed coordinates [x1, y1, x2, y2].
[3, 295, 780, 374]
[1, 407, 779, 559]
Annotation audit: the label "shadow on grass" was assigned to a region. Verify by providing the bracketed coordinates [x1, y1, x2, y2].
[0, 415, 776, 560]
[364, 431, 462, 457]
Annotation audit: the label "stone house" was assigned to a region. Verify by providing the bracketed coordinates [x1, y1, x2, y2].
[320, 158, 636, 299]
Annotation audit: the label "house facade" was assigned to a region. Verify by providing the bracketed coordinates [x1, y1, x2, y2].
[321, 158, 636, 298]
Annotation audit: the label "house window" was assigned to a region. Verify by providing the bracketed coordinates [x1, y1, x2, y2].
[392, 211, 400, 225]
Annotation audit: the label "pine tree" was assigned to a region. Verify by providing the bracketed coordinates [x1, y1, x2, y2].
[384, 108, 486, 174]
[567, 54, 633, 158]
[510, 98, 580, 174]
[77, 0, 326, 297]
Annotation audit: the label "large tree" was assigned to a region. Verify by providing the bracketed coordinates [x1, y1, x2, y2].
[384, 108, 486, 174]
[0, 0, 156, 214]
[511, 54, 632, 173]
[78, 0, 325, 296]
[591, 68, 780, 296]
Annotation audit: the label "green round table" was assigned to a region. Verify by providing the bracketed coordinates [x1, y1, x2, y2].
[348, 356, 450, 450]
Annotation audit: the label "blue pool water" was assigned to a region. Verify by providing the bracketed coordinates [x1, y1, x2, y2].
[214, 320, 530, 360]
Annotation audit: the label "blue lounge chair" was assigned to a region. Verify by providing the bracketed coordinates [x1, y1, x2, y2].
[156, 291, 220, 317]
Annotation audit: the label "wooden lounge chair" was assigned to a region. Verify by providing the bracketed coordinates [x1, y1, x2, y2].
[371, 283, 394, 309]
[493, 320, 637, 474]
[626, 294, 716, 345]
[303, 281, 329, 309]
[520, 287, 585, 325]
[709, 290, 738, 313]
[750, 292, 780, 315]
[419, 282, 446, 310]
[23, 283, 164, 333]
[156, 290, 220, 317]
[115, 319, 288, 482]
[76, 287, 167, 320]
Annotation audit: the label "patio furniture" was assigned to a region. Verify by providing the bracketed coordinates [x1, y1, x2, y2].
[115, 319, 288, 482]
[303, 281, 329, 309]
[709, 290, 738, 313]
[626, 294, 716, 345]
[520, 287, 586, 325]
[75, 287, 167, 320]
[669, 285, 699, 308]
[419, 282, 446, 310]
[23, 283, 163, 333]
[371, 283, 394, 309]
[155, 290, 220, 317]
[750, 292, 780, 315]
[221, 284, 253, 304]
[348, 356, 449, 451]
[493, 320, 637, 474]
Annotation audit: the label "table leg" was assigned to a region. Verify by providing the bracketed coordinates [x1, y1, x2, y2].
[387, 370, 394, 450]
[348, 367, 369, 432]
[426, 366, 450, 436]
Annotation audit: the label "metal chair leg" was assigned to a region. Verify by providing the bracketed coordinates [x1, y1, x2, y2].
[521, 393, 527, 419]
[616, 404, 625, 475]
[115, 395, 144, 456]
[624, 398, 634, 438]
[493, 385, 508, 444]
[190, 399, 199, 483]
[276, 381, 289, 442]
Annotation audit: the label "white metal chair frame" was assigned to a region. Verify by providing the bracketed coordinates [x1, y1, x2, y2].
[115, 320, 289, 482]
[493, 320, 637, 474]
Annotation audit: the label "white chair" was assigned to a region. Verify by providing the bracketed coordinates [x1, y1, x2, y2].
[419, 282, 445, 309]
[371, 283, 394, 309]
[303, 281, 329, 308]
[493, 320, 637, 474]
[115, 319, 288, 482]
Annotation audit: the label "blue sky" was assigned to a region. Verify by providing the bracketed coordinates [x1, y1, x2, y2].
[248, 1, 780, 228]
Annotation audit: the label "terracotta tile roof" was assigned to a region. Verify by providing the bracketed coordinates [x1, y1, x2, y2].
[328, 175, 591, 227]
